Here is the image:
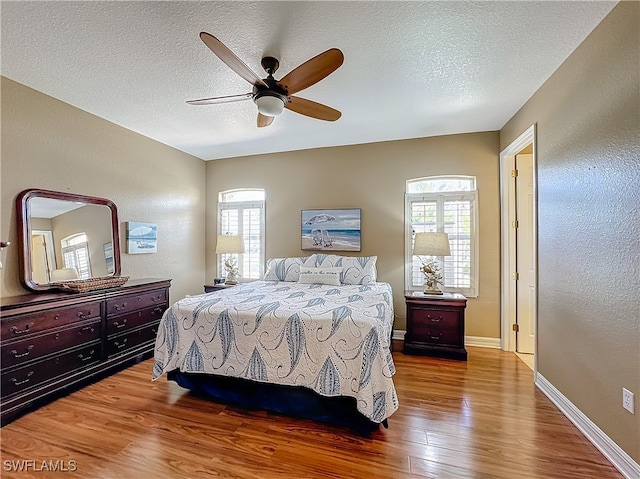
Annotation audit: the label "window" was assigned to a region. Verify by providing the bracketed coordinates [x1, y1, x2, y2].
[218, 189, 265, 280]
[406, 176, 478, 296]
[61, 233, 91, 279]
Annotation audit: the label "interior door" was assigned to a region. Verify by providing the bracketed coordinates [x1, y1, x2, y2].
[31, 234, 50, 284]
[516, 153, 535, 354]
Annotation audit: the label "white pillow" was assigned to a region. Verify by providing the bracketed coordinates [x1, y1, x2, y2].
[298, 267, 342, 286]
[315, 254, 377, 285]
[341, 256, 377, 284]
[264, 255, 317, 282]
[315, 254, 342, 268]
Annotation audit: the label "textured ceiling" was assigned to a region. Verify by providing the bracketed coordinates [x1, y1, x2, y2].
[1, 1, 616, 161]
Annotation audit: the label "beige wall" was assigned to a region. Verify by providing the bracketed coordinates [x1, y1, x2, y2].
[501, 1, 639, 462]
[206, 132, 501, 336]
[1, 78, 207, 303]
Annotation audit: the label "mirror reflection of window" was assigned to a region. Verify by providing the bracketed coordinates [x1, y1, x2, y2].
[61, 233, 91, 279]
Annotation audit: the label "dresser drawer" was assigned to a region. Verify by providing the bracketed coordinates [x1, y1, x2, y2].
[106, 289, 167, 317]
[106, 305, 166, 336]
[106, 322, 159, 358]
[1, 320, 101, 369]
[1, 343, 100, 398]
[1, 301, 102, 340]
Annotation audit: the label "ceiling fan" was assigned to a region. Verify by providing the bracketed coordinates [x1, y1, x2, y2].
[187, 32, 344, 127]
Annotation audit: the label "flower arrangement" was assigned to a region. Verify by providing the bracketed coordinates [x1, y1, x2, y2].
[420, 260, 444, 294]
[223, 257, 240, 284]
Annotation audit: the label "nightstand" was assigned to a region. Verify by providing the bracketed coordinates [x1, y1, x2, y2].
[204, 283, 236, 293]
[404, 291, 467, 360]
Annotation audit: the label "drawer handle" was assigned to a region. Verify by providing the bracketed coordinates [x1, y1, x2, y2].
[10, 371, 34, 386]
[114, 339, 128, 350]
[10, 345, 34, 358]
[78, 326, 96, 335]
[77, 310, 93, 319]
[78, 350, 96, 362]
[10, 323, 34, 335]
[113, 302, 128, 311]
[427, 315, 444, 322]
[429, 333, 443, 340]
[113, 319, 128, 329]
[152, 307, 164, 316]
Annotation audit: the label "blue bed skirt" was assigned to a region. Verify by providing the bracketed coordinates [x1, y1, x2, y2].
[167, 370, 386, 435]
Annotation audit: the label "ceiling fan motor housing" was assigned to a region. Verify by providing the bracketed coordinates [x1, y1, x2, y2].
[253, 77, 289, 116]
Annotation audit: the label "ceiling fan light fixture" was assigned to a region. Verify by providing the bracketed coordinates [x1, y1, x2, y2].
[255, 93, 286, 117]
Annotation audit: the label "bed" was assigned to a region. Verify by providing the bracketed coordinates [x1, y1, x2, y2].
[152, 254, 398, 433]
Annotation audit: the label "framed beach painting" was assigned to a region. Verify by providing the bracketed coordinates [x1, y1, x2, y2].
[301, 208, 361, 252]
[126, 221, 158, 254]
[103, 242, 115, 274]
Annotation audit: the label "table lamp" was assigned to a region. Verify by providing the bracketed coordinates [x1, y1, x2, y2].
[215, 235, 245, 285]
[412, 232, 451, 295]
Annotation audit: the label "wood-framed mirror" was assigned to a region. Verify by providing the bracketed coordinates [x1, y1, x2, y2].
[17, 188, 121, 292]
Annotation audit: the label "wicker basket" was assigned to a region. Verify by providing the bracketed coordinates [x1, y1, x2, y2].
[53, 275, 129, 293]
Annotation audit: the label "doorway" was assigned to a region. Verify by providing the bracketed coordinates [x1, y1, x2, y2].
[31, 229, 56, 284]
[500, 125, 538, 371]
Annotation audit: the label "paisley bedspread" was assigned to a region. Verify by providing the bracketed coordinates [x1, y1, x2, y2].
[152, 280, 398, 422]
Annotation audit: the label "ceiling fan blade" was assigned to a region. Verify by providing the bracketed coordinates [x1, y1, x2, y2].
[286, 96, 341, 121]
[257, 113, 274, 128]
[186, 92, 253, 105]
[200, 32, 267, 87]
[278, 49, 344, 95]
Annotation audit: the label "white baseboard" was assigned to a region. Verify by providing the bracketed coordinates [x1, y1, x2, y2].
[465, 336, 501, 348]
[536, 373, 640, 479]
[392, 330, 501, 350]
[392, 330, 406, 341]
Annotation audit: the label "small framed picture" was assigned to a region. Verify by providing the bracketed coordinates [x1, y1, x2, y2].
[126, 222, 157, 254]
[301, 208, 361, 252]
[103, 242, 115, 273]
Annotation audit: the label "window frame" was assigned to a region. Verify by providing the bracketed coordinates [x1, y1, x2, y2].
[405, 176, 478, 297]
[217, 189, 265, 280]
[61, 233, 92, 279]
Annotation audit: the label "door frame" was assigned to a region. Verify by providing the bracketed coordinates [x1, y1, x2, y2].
[499, 124, 538, 353]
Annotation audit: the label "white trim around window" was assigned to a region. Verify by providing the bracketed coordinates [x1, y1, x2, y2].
[405, 177, 478, 297]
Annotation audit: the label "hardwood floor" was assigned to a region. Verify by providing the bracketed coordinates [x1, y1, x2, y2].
[0, 346, 622, 479]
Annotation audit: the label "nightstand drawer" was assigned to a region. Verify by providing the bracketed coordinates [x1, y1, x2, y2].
[410, 309, 460, 328]
[407, 323, 460, 346]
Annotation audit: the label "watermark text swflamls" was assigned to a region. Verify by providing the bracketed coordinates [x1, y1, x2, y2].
[3, 459, 77, 473]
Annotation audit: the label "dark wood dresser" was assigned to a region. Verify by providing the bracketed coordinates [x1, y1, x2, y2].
[0, 278, 171, 426]
[404, 291, 468, 360]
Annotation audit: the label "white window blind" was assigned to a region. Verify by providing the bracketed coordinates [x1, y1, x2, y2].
[406, 177, 478, 296]
[61, 233, 91, 279]
[218, 189, 265, 279]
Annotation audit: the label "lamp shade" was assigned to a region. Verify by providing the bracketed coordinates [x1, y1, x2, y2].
[215, 235, 245, 254]
[413, 232, 451, 256]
